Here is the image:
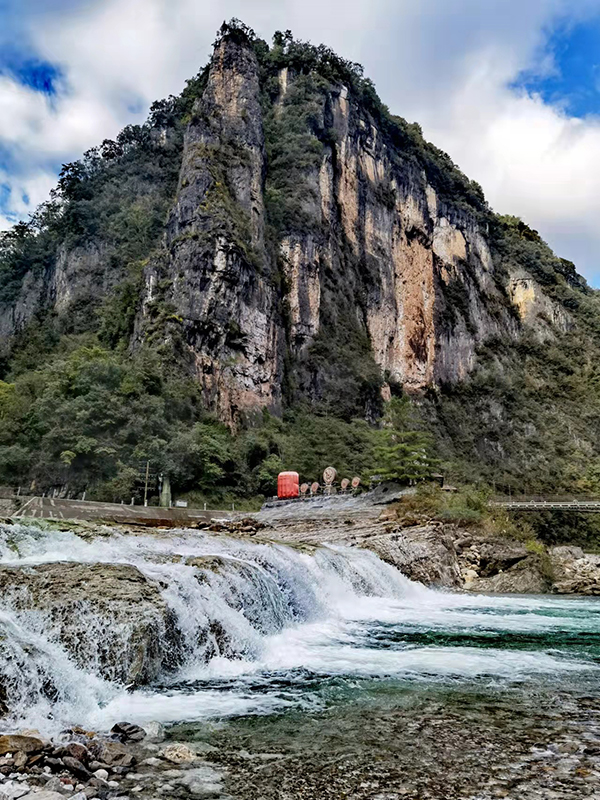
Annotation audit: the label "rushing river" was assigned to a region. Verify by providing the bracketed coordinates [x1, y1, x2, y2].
[0, 523, 599, 797]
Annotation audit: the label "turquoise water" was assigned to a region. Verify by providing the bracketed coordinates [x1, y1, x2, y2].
[166, 594, 600, 799]
[0, 524, 599, 797]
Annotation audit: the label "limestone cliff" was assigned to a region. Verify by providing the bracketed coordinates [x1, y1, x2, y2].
[137, 36, 283, 425]
[131, 28, 555, 423]
[0, 23, 589, 431]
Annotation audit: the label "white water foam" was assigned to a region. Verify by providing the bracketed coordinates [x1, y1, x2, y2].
[0, 523, 597, 734]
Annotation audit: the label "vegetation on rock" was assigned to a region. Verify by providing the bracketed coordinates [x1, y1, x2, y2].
[0, 18, 599, 540]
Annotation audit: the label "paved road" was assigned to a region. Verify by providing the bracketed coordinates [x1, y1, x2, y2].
[12, 496, 232, 526]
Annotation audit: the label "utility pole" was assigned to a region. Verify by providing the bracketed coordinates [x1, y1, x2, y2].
[144, 461, 150, 508]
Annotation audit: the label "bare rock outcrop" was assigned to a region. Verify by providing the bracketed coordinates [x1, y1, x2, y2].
[364, 525, 462, 587]
[551, 546, 600, 595]
[137, 33, 283, 426]
[254, 499, 600, 595]
[0, 562, 180, 684]
[466, 557, 551, 594]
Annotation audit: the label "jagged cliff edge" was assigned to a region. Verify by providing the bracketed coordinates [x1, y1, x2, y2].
[0, 25, 576, 427]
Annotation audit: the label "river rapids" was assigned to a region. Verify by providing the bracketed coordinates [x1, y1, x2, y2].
[0, 521, 597, 743]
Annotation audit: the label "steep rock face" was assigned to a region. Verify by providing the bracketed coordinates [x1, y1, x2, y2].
[0, 29, 574, 429]
[134, 37, 531, 424]
[0, 269, 47, 341]
[0, 243, 113, 340]
[277, 77, 519, 391]
[508, 267, 572, 341]
[137, 37, 283, 425]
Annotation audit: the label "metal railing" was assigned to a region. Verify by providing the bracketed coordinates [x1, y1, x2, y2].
[491, 497, 600, 512]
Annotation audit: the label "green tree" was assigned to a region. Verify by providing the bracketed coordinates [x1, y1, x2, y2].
[164, 421, 234, 494]
[254, 453, 284, 496]
[374, 398, 438, 484]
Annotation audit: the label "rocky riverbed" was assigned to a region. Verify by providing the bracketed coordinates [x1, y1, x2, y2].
[198, 687, 600, 800]
[3, 687, 600, 800]
[0, 722, 230, 800]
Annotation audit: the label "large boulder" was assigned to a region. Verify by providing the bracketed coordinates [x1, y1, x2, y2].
[0, 735, 45, 755]
[365, 524, 462, 588]
[551, 547, 600, 595]
[87, 739, 134, 767]
[475, 541, 529, 577]
[0, 562, 181, 685]
[467, 556, 550, 594]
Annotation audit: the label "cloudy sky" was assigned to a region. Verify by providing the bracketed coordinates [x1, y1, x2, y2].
[2, 0, 600, 282]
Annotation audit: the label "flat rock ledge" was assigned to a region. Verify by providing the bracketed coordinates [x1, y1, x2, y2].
[0, 562, 182, 686]
[253, 503, 600, 594]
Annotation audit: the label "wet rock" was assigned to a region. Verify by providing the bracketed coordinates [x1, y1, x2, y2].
[54, 745, 89, 764]
[158, 744, 195, 764]
[86, 778, 107, 791]
[195, 518, 270, 536]
[60, 728, 95, 740]
[0, 563, 181, 686]
[140, 758, 162, 768]
[141, 723, 164, 744]
[88, 742, 133, 768]
[155, 765, 224, 798]
[61, 759, 89, 781]
[86, 763, 108, 773]
[109, 724, 145, 744]
[43, 759, 63, 772]
[10, 755, 26, 771]
[189, 743, 217, 756]
[0, 738, 45, 757]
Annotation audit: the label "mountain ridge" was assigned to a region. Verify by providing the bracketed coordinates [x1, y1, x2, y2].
[0, 19, 599, 504]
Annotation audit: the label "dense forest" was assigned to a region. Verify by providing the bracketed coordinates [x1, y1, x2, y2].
[1, 20, 600, 515]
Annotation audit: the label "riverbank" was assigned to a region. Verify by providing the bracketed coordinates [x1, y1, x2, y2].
[0, 723, 231, 800]
[251, 495, 600, 595]
[0, 519, 598, 799]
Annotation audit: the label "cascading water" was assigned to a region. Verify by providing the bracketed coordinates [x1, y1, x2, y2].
[0, 522, 598, 737]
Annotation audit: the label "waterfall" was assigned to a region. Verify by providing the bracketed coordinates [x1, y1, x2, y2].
[0, 522, 424, 733]
[1, 523, 596, 737]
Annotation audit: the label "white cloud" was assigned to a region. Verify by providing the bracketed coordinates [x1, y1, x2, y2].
[360, 0, 600, 278]
[0, 169, 57, 231]
[2, 0, 600, 280]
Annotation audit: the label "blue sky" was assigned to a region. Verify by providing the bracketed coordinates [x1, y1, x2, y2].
[515, 16, 600, 118]
[1, 0, 600, 282]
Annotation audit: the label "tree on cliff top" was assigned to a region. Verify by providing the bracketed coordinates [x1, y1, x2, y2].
[215, 19, 256, 47]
